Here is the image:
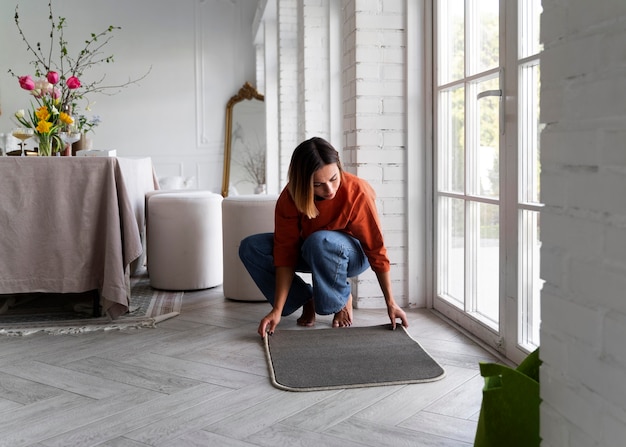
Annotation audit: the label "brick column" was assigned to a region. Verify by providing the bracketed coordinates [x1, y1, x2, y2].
[341, 0, 407, 308]
[277, 0, 299, 185]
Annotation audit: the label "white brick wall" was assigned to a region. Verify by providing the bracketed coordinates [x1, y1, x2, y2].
[278, 0, 299, 185]
[341, 0, 407, 309]
[540, 0, 626, 444]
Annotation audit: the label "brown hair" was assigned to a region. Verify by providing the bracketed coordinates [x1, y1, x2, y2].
[287, 137, 343, 219]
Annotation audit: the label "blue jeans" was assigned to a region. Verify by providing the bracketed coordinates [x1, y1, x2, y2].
[238, 230, 370, 316]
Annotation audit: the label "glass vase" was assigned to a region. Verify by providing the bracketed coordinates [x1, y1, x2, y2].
[38, 134, 52, 156]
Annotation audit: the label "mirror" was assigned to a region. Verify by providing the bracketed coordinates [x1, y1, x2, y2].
[222, 82, 266, 197]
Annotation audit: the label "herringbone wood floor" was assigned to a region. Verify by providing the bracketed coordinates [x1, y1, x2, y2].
[0, 286, 498, 446]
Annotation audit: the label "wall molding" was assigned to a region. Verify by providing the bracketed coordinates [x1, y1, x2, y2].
[194, 0, 237, 149]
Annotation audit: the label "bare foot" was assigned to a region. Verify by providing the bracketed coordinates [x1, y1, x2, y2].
[332, 294, 353, 328]
[297, 299, 316, 327]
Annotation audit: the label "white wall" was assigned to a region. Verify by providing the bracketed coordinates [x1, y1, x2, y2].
[0, 0, 258, 192]
[540, 0, 626, 445]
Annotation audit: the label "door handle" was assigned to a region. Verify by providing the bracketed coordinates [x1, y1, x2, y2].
[477, 89, 502, 99]
[477, 68, 504, 135]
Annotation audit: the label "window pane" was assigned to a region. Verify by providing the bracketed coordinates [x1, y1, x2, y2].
[437, 0, 465, 84]
[438, 86, 465, 193]
[475, 202, 499, 324]
[519, 209, 542, 348]
[474, 76, 500, 198]
[520, 0, 543, 58]
[519, 62, 541, 204]
[468, 0, 499, 75]
[519, 0, 542, 350]
[438, 196, 465, 306]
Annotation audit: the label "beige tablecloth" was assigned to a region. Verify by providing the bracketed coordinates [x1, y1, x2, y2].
[0, 156, 157, 318]
[117, 157, 160, 275]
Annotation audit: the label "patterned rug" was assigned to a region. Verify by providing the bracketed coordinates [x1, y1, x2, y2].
[0, 273, 183, 336]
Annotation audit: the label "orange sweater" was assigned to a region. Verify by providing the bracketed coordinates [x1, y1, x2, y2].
[273, 172, 390, 273]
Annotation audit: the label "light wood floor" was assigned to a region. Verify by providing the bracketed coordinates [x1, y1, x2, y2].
[0, 286, 499, 447]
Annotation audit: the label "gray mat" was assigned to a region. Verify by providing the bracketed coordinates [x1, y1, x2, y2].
[264, 324, 446, 391]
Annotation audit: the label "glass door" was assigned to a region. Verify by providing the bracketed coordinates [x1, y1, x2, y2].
[434, 0, 542, 362]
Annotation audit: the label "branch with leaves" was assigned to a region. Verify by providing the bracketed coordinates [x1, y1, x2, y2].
[234, 136, 266, 187]
[239, 147, 266, 186]
[8, 0, 151, 111]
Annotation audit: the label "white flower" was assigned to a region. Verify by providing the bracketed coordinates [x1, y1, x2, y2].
[34, 80, 52, 92]
[15, 109, 25, 118]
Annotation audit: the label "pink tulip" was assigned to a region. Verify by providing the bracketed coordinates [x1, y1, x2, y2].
[19, 75, 35, 91]
[52, 87, 61, 99]
[46, 71, 59, 84]
[66, 76, 81, 89]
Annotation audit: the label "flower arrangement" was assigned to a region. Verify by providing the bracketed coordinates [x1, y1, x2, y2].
[8, 0, 149, 155]
[13, 71, 79, 155]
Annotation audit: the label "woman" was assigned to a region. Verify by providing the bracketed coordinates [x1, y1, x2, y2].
[239, 137, 408, 337]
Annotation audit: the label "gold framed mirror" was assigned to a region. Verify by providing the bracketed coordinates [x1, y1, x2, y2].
[221, 82, 266, 197]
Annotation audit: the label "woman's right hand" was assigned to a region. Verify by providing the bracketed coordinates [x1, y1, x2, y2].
[258, 267, 294, 337]
[258, 309, 282, 337]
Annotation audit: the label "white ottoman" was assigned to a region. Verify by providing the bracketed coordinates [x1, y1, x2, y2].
[147, 191, 223, 290]
[222, 194, 278, 301]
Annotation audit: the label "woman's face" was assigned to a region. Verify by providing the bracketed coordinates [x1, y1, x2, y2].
[312, 163, 341, 200]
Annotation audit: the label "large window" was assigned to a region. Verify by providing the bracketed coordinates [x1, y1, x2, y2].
[434, 0, 542, 361]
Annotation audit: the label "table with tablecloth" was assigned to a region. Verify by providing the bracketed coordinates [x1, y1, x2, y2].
[0, 156, 157, 318]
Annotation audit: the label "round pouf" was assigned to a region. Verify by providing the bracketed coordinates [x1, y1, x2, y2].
[222, 194, 278, 301]
[147, 191, 223, 290]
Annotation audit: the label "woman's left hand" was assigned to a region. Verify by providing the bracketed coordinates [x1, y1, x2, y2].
[374, 270, 409, 330]
[387, 304, 409, 330]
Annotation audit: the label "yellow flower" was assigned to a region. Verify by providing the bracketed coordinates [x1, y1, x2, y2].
[59, 112, 74, 125]
[36, 120, 53, 133]
[35, 106, 50, 121]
